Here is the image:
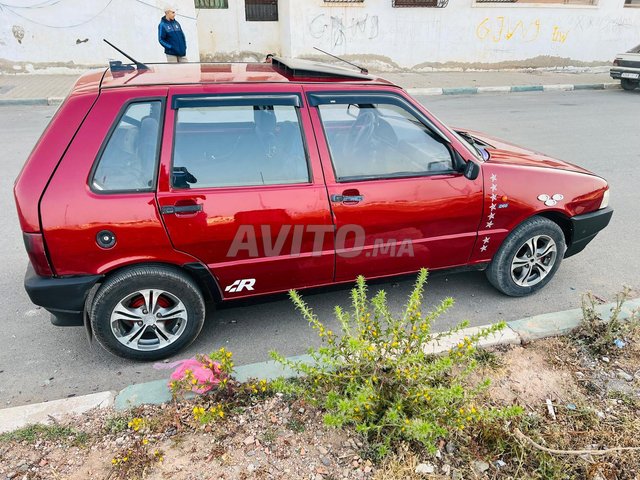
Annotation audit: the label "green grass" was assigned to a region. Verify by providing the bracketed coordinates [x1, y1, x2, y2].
[0, 423, 88, 445]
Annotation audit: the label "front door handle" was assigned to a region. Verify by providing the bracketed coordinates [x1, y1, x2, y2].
[331, 194, 364, 203]
[160, 204, 203, 215]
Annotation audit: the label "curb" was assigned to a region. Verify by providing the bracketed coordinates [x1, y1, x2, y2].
[0, 97, 63, 106]
[0, 83, 622, 106]
[406, 82, 620, 96]
[1, 297, 638, 431]
[0, 391, 116, 434]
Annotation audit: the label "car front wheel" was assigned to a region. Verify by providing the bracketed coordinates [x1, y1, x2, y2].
[486, 217, 566, 297]
[621, 79, 638, 91]
[90, 265, 206, 361]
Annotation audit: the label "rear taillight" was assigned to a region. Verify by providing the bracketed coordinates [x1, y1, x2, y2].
[23, 233, 53, 276]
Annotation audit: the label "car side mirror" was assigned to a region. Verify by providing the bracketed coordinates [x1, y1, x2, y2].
[463, 161, 480, 180]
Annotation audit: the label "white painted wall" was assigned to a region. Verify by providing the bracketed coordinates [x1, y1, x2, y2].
[196, 0, 640, 69]
[1, 0, 638, 70]
[196, 2, 280, 61]
[282, 0, 640, 68]
[0, 0, 198, 69]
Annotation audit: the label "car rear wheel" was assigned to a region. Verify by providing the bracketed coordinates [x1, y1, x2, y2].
[486, 217, 566, 297]
[621, 79, 638, 91]
[90, 265, 205, 361]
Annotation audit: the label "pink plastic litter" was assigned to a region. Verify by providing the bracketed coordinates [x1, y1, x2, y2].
[167, 358, 224, 394]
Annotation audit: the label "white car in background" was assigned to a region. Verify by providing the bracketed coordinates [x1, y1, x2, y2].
[610, 44, 640, 91]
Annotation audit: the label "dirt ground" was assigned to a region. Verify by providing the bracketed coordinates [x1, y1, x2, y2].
[1, 333, 639, 480]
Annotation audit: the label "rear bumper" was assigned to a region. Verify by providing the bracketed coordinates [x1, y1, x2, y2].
[610, 68, 640, 80]
[565, 206, 613, 258]
[24, 264, 102, 326]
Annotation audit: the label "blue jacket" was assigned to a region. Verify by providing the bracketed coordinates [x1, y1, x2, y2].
[158, 16, 186, 57]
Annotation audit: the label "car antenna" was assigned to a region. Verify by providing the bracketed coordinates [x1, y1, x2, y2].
[103, 39, 148, 71]
[313, 47, 368, 75]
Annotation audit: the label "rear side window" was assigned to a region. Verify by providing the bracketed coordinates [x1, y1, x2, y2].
[172, 104, 309, 188]
[91, 101, 162, 192]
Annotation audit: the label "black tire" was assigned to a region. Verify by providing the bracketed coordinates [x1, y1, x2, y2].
[90, 265, 205, 361]
[621, 79, 638, 91]
[486, 217, 566, 297]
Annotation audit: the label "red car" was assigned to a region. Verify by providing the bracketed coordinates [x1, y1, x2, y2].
[14, 58, 612, 360]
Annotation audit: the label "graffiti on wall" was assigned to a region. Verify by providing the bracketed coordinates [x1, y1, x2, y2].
[309, 13, 379, 47]
[476, 17, 569, 44]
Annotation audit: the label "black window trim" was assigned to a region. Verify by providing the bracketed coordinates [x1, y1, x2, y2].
[310, 91, 463, 183]
[89, 96, 166, 195]
[172, 93, 302, 110]
[170, 95, 313, 190]
[307, 91, 451, 145]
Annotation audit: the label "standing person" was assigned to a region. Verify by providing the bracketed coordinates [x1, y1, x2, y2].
[158, 6, 187, 63]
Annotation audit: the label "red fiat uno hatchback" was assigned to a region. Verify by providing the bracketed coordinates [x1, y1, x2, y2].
[14, 58, 613, 360]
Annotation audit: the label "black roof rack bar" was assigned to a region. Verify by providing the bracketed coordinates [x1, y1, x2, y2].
[103, 39, 149, 71]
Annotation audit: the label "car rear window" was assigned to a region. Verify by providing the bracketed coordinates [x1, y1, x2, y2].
[91, 101, 162, 192]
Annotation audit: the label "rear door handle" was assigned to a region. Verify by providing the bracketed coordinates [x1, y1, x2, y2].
[160, 204, 203, 215]
[331, 194, 364, 203]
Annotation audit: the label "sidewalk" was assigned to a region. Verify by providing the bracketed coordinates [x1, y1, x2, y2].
[1, 297, 638, 433]
[0, 67, 617, 105]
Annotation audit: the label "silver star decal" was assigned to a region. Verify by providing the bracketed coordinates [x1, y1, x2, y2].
[486, 221, 494, 228]
[491, 194, 498, 201]
[490, 174, 497, 182]
[483, 236, 490, 244]
[488, 212, 495, 220]
[491, 184, 497, 192]
[490, 203, 497, 211]
[480, 245, 488, 252]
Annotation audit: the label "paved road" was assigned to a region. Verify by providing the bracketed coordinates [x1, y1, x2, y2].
[1, 90, 638, 407]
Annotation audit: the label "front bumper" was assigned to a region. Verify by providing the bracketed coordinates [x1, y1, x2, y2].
[24, 264, 102, 326]
[565, 206, 613, 258]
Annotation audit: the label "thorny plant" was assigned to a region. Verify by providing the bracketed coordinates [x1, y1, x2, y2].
[108, 417, 164, 480]
[575, 286, 639, 356]
[271, 268, 522, 459]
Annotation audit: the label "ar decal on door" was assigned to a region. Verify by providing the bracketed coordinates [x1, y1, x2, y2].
[225, 279, 256, 293]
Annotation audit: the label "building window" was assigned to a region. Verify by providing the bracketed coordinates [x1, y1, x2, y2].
[245, 0, 278, 21]
[194, 0, 228, 8]
[625, 0, 640, 5]
[393, 0, 449, 7]
[476, 0, 595, 4]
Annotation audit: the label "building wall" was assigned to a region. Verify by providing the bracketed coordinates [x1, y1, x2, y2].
[0, 0, 199, 71]
[196, 2, 280, 61]
[1, 0, 639, 72]
[197, 0, 640, 69]
[291, 0, 640, 69]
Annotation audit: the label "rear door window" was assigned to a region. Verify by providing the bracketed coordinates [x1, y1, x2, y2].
[91, 101, 162, 192]
[172, 103, 309, 188]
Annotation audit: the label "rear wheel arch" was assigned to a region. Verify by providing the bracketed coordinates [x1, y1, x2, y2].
[90, 261, 221, 305]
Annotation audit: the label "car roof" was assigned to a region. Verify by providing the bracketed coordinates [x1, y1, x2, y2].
[71, 57, 396, 95]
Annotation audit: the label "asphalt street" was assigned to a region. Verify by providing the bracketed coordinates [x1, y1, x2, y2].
[1, 89, 638, 407]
